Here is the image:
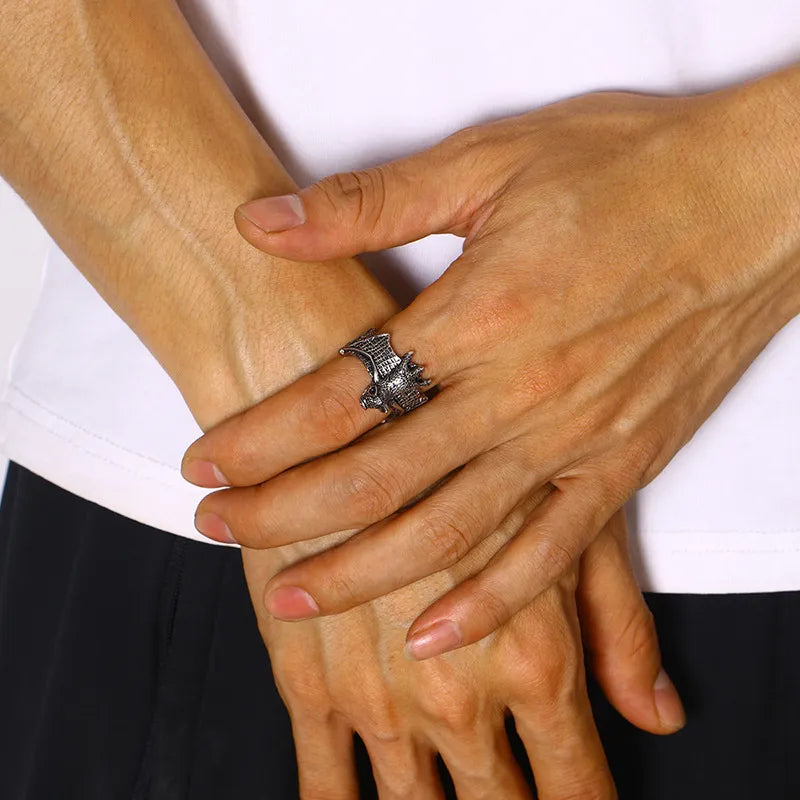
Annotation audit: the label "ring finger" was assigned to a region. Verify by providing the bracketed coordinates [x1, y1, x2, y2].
[182, 322, 452, 490]
[405, 480, 615, 657]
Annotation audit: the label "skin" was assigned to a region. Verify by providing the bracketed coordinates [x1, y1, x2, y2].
[0, 0, 684, 795]
[185, 69, 800, 659]
[251, 503, 681, 799]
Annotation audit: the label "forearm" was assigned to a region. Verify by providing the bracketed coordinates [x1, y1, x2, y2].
[0, 0, 395, 428]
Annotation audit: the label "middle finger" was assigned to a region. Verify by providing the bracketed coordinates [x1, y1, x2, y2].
[358, 734, 445, 800]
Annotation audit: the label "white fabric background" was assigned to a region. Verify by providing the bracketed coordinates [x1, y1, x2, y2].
[0, 180, 48, 489]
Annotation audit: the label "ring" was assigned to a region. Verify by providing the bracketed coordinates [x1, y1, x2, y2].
[339, 328, 431, 417]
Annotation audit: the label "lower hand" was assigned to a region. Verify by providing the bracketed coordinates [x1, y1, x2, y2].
[185, 68, 800, 653]
[244, 505, 684, 799]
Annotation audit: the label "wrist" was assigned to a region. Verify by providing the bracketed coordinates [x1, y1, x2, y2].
[170, 247, 398, 430]
[715, 67, 800, 322]
[678, 66, 800, 330]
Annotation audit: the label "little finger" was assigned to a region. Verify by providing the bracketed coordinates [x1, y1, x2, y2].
[578, 509, 686, 734]
[405, 482, 613, 658]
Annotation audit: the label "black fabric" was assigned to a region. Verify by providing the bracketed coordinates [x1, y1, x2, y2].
[0, 462, 798, 799]
[0, 463, 297, 800]
[591, 592, 800, 799]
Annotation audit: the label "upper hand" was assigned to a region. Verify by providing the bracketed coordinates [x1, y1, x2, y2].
[185, 75, 800, 654]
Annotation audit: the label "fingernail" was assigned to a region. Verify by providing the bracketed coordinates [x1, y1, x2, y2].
[265, 586, 320, 620]
[237, 194, 306, 233]
[181, 459, 229, 488]
[194, 512, 237, 544]
[654, 668, 686, 731]
[404, 620, 462, 660]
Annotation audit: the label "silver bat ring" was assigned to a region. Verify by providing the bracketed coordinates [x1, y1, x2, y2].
[339, 328, 431, 417]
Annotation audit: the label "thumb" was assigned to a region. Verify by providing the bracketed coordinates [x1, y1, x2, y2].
[235, 143, 484, 262]
[577, 510, 687, 736]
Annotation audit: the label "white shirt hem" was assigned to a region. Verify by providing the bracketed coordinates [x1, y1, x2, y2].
[0, 382, 232, 549]
[4, 382, 800, 593]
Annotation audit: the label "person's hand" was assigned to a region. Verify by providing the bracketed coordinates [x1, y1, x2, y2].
[4, 1, 687, 795]
[184, 68, 800, 656]
[245, 504, 685, 799]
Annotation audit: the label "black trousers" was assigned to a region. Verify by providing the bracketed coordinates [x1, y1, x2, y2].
[0, 462, 798, 799]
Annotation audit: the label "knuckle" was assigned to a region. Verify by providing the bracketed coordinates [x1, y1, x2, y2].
[349, 687, 402, 744]
[361, 725, 403, 746]
[442, 123, 487, 152]
[623, 431, 665, 487]
[508, 350, 581, 412]
[532, 534, 576, 582]
[417, 684, 480, 733]
[317, 569, 362, 607]
[472, 579, 514, 633]
[516, 637, 583, 712]
[437, 699, 480, 733]
[534, 659, 575, 710]
[358, 713, 403, 745]
[323, 167, 389, 232]
[416, 511, 475, 568]
[617, 603, 657, 662]
[336, 460, 403, 522]
[440, 124, 505, 175]
[542, 178, 587, 235]
[462, 285, 530, 344]
[276, 673, 331, 721]
[520, 361, 564, 400]
[601, 418, 667, 494]
[308, 382, 362, 445]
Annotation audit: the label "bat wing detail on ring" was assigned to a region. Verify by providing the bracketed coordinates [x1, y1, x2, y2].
[339, 328, 431, 415]
[339, 329, 401, 382]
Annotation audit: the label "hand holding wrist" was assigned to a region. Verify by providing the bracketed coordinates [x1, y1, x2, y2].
[187, 64, 800, 654]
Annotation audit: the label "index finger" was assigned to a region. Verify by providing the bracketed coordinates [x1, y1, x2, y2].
[181, 325, 443, 489]
[182, 356, 374, 488]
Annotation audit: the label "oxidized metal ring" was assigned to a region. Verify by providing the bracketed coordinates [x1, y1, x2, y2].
[339, 328, 431, 417]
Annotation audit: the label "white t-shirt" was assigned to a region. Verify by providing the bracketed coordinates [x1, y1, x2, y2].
[1, 0, 798, 593]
